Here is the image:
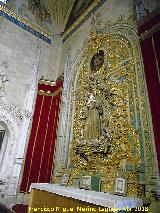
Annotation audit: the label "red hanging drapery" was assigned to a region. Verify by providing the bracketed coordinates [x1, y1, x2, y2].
[138, 12, 160, 173]
[20, 77, 63, 192]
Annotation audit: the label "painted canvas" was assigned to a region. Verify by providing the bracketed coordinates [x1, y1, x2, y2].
[28, 0, 50, 22]
[65, 0, 94, 30]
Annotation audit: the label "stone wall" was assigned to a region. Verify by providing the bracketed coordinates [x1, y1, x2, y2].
[0, 18, 52, 206]
[142, 0, 160, 14]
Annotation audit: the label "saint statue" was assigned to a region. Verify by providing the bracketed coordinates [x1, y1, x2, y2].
[75, 50, 113, 161]
[82, 50, 110, 142]
[83, 99, 101, 140]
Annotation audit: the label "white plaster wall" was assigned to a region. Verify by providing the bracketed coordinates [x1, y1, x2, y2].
[97, 0, 134, 21]
[142, 0, 160, 13]
[0, 19, 51, 108]
[48, 35, 63, 81]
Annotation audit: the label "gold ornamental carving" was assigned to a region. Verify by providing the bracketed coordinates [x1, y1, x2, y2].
[53, 26, 156, 199]
[68, 31, 145, 196]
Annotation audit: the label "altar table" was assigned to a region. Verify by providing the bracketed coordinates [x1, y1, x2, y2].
[28, 183, 143, 213]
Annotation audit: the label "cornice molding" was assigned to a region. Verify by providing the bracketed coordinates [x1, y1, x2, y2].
[62, 0, 107, 42]
[0, 4, 51, 44]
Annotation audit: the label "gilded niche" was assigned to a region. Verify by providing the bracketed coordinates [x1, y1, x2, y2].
[69, 32, 146, 197]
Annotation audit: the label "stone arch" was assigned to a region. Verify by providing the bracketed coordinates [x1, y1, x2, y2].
[54, 25, 157, 190]
[0, 121, 9, 169]
[0, 104, 19, 178]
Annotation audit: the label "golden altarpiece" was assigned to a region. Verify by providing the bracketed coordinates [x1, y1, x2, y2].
[53, 24, 158, 199]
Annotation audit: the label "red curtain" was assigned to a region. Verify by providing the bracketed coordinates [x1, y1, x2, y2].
[20, 78, 63, 192]
[139, 13, 160, 173]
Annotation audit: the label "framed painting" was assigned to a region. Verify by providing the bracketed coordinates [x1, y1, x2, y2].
[91, 176, 101, 192]
[80, 176, 91, 190]
[72, 178, 81, 188]
[61, 169, 71, 186]
[114, 178, 126, 195]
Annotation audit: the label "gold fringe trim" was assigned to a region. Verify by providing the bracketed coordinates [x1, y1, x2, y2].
[139, 22, 160, 41]
[39, 79, 56, 87]
[38, 87, 62, 97]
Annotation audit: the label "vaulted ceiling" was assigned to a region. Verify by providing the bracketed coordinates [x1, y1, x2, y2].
[45, 0, 74, 33]
[4, 0, 74, 35]
[1, 0, 101, 42]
